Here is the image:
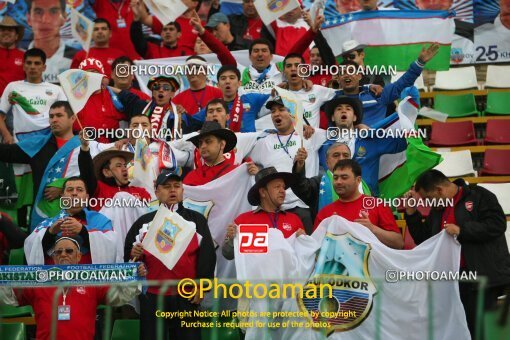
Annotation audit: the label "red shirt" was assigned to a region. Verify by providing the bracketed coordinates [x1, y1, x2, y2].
[145, 42, 194, 59]
[234, 209, 304, 238]
[20, 285, 109, 340]
[172, 86, 223, 115]
[144, 235, 199, 295]
[74, 89, 127, 142]
[153, 16, 199, 52]
[129, 87, 151, 101]
[92, 1, 140, 60]
[71, 47, 126, 76]
[183, 161, 238, 186]
[91, 181, 151, 211]
[442, 186, 465, 267]
[0, 47, 24, 96]
[244, 18, 263, 41]
[314, 194, 401, 234]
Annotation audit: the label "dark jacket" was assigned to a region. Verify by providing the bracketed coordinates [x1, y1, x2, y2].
[228, 14, 255, 50]
[405, 179, 510, 288]
[290, 162, 321, 221]
[124, 204, 216, 280]
[0, 136, 59, 200]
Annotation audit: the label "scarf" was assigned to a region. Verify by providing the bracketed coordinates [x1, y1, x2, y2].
[228, 95, 244, 132]
[8, 91, 39, 115]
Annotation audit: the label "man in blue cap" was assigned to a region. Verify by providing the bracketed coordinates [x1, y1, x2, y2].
[205, 12, 245, 51]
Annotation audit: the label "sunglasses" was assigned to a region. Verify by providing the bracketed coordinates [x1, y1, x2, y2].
[152, 84, 175, 92]
[53, 248, 75, 255]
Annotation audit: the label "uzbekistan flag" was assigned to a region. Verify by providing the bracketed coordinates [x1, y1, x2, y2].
[321, 10, 455, 71]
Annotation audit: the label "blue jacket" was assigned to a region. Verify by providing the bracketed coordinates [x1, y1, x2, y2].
[319, 113, 407, 196]
[336, 61, 424, 127]
[192, 93, 270, 132]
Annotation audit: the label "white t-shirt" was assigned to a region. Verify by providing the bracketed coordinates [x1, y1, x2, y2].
[247, 129, 327, 210]
[475, 15, 510, 62]
[0, 80, 67, 141]
[291, 85, 337, 128]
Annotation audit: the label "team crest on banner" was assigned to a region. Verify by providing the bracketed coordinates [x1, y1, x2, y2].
[156, 218, 181, 253]
[183, 198, 214, 219]
[67, 71, 88, 99]
[267, 0, 290, 12]
[298, 233, 377, 334]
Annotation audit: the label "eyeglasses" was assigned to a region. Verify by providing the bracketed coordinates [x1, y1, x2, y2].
[152, 84, 175, 92]
[53, 248, 75, 256]
[345, 54, 357, 60]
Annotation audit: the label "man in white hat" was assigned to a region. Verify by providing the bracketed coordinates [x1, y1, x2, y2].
[0, 16, 25, 95]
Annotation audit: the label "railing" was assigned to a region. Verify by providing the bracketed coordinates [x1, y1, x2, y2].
[0, 276, 506, 340]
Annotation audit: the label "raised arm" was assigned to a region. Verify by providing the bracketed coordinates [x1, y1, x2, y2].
[189, 10, 237, 66]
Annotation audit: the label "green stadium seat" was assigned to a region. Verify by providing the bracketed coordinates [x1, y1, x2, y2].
[0, 305, 34, 318]
[111, 319, 139, 340]
[0, 322, 26, 340]
[434, 93, 480, 117]
[484, 91, 510, 116]
[8, 248, 25, 266]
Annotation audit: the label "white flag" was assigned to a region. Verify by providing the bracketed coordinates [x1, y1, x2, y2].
[57, 69, 103, 114]
[144, 0, 188, 26]
[254, 0, 300, 25]
[142, 205, 197, 270]
[70, 8, 94, 52]
[274, 86, 304, 140]
[131, 137, 158, 198]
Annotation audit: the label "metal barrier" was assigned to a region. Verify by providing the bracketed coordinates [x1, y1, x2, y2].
[0, 276, 503, 340]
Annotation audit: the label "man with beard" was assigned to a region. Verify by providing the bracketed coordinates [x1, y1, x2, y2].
[314, 159, 403, 249]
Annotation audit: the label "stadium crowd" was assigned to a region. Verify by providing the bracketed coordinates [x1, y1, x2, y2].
[0, 0, 509, 339]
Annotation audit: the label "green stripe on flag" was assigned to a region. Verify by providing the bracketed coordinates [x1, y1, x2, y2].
[379, 138, 443, 198]
[14, 174, 34, 208]
[363, 44, 451, 71]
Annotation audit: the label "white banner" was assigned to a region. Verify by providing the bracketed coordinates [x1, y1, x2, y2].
[142, 206, 196, 271]
[235, 215, 470, 340]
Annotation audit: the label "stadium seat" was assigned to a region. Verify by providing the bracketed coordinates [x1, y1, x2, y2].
[484, 119, 510, 144]
[111, 319, 139, 340]
[0, 323, 26, 340]
[0, 305, 34, 318]
[8, 248, 25, 266]
[480, 149, 510, 176]
[434, 150, 476, 177]
[431, 66, 480, 90]
[478, 183, 510, 215]
[390, 72, 427, 91]
[484, 92, 510, 116]
[428, 121, 478, 147]
[433, 93, 480, 117]
[484, 65, 510, 88]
